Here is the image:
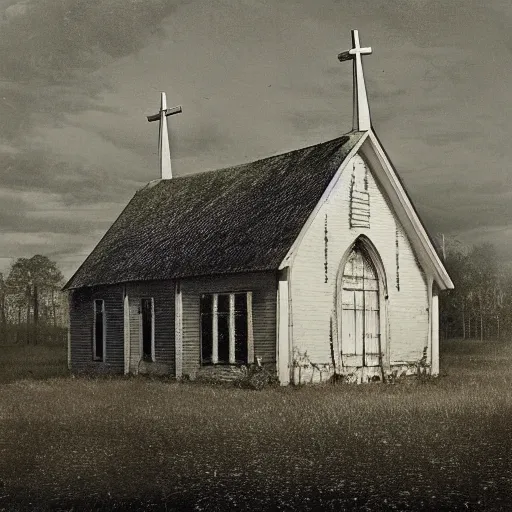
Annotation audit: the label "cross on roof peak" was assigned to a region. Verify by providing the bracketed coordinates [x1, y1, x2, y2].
[147, 92, 182, 179]
[338, 29, 372, 132]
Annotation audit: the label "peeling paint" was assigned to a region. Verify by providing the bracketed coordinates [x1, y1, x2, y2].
[324, 214, 328, 283]
[292, 348, 334, 384]
[292, 346, 432, 385]
[395, 228, 400, 291]
[349, 160, 371, 229]
[329, 316, 336, 372]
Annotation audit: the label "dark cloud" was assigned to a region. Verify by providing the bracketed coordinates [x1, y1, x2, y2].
[285, 108, 339, 134]
[0, 0, 511, 276]
[173, 123, 236, 164]
[0, 0, 185, 82]
[0, 146, 140, 204]
[0, 206, 112, 235]
[0, 0, 187, 141]
[413, 180, 512, 235]
[423, 132, 479, 147]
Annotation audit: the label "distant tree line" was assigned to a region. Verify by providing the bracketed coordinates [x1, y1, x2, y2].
[439, 238, 510, 341]
[0, 255, 67, 344]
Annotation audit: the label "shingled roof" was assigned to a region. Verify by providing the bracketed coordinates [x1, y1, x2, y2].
[64, 132, 363, 289]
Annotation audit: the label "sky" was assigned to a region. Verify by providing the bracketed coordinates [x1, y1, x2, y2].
[0, 0, 511, 279]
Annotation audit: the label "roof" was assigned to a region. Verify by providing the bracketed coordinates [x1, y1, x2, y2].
[364, 131, 454, 290]
[64, 132, 364, 289]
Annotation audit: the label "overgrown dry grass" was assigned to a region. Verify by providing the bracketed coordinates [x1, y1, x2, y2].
[0, 343, 68, 384]
[1, 340, 512, 510]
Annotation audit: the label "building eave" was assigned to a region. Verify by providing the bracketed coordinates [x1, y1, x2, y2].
[278, 131, 370, 270]
[364, 130, 454, 290]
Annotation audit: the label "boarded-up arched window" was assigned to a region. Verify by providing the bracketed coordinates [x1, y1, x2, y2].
[340, 246, 380, 367]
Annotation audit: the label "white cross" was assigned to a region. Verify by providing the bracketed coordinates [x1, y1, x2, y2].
[338, 30, 373, 131]
[147, 92, 182, 179]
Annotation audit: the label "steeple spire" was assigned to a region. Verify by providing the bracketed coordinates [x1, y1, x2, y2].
[147, 92, 182, 179]
[338, 30, 373, 131]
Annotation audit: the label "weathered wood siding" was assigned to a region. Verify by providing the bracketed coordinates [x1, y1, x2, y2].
[290, 152, 429, 376]
[69, 284, 124, 373]
[180, 272, 276, 378]
[126, 280, 175, 375]
[128, 295, 140, 372]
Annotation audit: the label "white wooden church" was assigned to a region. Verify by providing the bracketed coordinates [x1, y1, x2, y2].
[64, 30, 453, 384]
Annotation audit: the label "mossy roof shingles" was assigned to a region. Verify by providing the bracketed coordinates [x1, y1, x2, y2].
[65, 132, 362, 289]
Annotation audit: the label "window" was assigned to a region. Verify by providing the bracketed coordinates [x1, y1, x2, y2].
[140, 298, 155, 361]
[200, 294, 213, 363]
[200, 292, 253, 364]
[235, 294, 248, 363]
[217, 294, 230, 362]
[93, 299, 105, 361]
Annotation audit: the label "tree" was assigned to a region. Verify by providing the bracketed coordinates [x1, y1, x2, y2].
[26, 255, 65, 329]
[439, 239, 510, 342]
[5, 255, 65, 343]
[6, 258, 31, 342]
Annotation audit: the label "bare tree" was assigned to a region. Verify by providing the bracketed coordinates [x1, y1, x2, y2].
[440, 239, 509, 342]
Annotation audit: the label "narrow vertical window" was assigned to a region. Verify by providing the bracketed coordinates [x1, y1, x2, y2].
[200, 294, 213, 363]
[93, 299, 105, 361]
[141, 298, 154, 361]
[217, 294, 230, 363]
[234, 293, 248, 363]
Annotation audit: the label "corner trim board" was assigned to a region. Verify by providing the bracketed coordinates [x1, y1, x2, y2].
[277, 268, 290, 385]
[247, 292, 254, 364]
[431, 292, 440, 376]
[175, 281, 183, 379]
[123, 290, 130, 374]
[212, 294, 218, 364]
[229, 294, 236, 364]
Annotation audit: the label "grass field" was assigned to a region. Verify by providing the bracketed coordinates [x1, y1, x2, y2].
[1, 340, 512, 511]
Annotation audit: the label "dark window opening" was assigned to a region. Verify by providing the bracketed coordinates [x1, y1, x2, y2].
[217, 295, 230, 362]
[200, 294, 213, 363]
[200, 292, 250, 365]
[141, 298, 153, 361]
[217, 294, 230, 313]
[235, 293, 248, 363]
[94, 299, 104, 361]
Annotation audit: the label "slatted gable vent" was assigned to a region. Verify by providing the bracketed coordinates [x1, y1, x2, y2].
[349, 157, 370, 228]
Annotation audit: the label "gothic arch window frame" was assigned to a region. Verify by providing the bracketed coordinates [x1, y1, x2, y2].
[333, 235, 389, 371]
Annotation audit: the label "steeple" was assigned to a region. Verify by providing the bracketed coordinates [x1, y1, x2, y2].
[147, 92, 182, 179]
[338, 30, 373, 132]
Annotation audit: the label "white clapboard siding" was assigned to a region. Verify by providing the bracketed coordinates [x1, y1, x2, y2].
[290, 152, 428, 367]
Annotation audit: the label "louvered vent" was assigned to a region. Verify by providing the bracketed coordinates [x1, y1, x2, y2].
[350, 182, 370, 228]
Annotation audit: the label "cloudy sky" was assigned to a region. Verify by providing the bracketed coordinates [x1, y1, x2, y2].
[0, 0, 510, 279]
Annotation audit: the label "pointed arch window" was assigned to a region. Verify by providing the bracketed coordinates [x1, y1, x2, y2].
[340, 245, 381, 367]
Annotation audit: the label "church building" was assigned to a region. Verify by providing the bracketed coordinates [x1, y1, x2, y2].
[64, 30, 453, 384]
